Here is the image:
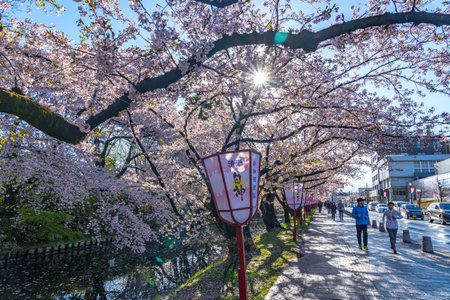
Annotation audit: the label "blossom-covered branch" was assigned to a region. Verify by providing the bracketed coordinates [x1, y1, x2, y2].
[1, 11, 449, 144]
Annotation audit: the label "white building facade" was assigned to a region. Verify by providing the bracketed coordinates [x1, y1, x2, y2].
[410, 158, 450, 202]
[370, 153, 450, 203]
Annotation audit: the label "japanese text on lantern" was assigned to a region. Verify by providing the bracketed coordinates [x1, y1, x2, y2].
[228, 159, 243, 168]
[252, 160, 258, 200]
[227, 158, 247, 201]
[294, 183, 303, 206]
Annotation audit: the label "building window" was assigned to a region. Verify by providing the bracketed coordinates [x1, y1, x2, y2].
[414, 160, 438, 173]
[394, 190, 406, 196]
[414, 161, 420, 172]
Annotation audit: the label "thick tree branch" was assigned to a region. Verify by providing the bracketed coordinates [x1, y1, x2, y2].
[1, 11, 449, 144]
[0, 89, 85, 142]
[195, 0, 239, 8]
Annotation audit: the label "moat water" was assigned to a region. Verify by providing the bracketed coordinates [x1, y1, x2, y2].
[0, 241, 224, 299]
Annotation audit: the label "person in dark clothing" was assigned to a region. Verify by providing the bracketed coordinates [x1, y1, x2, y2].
[330, 202, 337, 221]
[337, 200, 345, 221]
[318, 201, 323, 213]
[326, 201, 331, 215]
[351, 198, 370, 250]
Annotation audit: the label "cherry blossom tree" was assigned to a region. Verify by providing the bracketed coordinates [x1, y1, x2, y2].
[0, 0, 449, 252]
[1, 0, 449, 142]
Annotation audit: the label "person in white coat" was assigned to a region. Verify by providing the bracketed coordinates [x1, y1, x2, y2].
[381, 202, 403, 254]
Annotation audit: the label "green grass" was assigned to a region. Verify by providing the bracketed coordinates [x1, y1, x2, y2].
[158, 211, 315, 299]
[417, 199, 434, 209]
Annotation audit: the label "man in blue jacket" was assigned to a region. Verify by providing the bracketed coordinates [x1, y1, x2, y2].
[352, 198, 370, 250]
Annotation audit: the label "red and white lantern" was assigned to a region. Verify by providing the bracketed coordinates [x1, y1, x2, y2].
[202, 149, 261, 226]
[283, 182, 304, 240]
[284, 182, 303, 210]
[202, 149, 261, 300]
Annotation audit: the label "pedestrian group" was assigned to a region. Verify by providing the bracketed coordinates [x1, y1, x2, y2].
[320, 197, 404, 254]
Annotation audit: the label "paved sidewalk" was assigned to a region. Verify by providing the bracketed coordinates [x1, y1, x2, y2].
[265, 211, 450, 300]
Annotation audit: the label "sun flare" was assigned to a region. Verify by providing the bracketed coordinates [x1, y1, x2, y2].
[252, 71, 268, 86]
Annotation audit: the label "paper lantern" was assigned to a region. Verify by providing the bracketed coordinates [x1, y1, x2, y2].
[283, 182, 304, 210]
[202, 149, 261, 226]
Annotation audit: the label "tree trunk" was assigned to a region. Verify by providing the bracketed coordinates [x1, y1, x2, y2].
[274, 192, 290, 223]
[260, 192, 281, 232]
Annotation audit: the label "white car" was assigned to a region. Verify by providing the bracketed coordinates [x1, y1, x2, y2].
[368, 202, 379, 211]
[376, 204, 388, 213]
[394, 201, 408, 210]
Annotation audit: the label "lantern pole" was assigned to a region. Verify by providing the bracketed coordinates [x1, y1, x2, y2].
[307, 196, 310, 217]
[236, 225, 248, 300]
[303, 203, 306, 221]
[299, 190, 303, 226]
[293, 209, 297, 241]
[299, 205, 303, 226]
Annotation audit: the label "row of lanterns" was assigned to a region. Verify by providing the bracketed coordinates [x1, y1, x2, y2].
[201, 149, 318, 300]
[283, 182, 317, 241]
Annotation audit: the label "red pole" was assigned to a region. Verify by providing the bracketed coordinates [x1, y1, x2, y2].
[236, 226, 248, 300]
[293, 209, 297, 241]
[299, 207, 303, 226]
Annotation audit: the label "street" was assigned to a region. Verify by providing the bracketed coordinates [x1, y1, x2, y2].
[266, 211, 450, 299]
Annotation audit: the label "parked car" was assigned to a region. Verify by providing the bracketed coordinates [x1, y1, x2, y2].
[368, 202, 379, 211]
[394, 201, 408, 211]
[400, 204, 424, 220]
[426, 202, 450, 225]
[375, 204, 388, 213]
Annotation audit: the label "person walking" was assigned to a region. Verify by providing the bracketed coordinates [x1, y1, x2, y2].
[337, 200, 345, 221]
[326, 201, 331, 215]
[330, 202, 337, 221]
[351, 198, 370, 250]
[381, 202, 403, 254]
[318, 201, 323, 213]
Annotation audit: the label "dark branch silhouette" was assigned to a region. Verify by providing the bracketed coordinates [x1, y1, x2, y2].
[1, 11, 449, 144]
[196, 0, 239, 8]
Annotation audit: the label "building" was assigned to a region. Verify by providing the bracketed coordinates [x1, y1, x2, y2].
[410, 158, 450, 203]
[358, 187, 371, 194]
[370, 142, 450, 203]
[435, 158, 450, 174]
[330, 192, 351, 203]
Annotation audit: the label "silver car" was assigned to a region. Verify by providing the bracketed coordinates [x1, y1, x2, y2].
[426, 202, 450, 225]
